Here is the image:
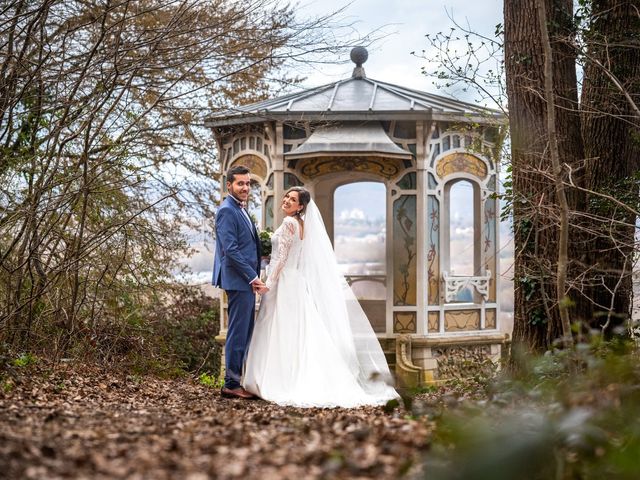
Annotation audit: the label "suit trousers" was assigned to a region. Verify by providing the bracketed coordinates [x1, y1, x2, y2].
[224, 289, 256, 389]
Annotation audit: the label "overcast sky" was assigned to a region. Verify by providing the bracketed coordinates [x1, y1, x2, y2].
[296, 0, 503, 94]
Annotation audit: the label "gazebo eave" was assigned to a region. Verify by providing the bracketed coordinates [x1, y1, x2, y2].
[205, 110, 506, 129]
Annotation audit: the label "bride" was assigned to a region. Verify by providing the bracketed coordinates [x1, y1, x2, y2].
[242, 187, 399, 408]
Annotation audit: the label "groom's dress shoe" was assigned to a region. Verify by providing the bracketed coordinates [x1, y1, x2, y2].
[220, 387, 256, 400]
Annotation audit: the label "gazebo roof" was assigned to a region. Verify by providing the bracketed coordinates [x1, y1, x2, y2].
[206, 48, 503, 128]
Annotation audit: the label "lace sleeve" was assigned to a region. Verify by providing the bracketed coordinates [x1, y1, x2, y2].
[266, 218, 297, 290]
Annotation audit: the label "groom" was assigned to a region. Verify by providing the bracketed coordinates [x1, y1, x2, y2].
[213, 165, 264, 399]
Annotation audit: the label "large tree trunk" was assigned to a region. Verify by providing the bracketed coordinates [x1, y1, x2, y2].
[504, 0, 585, 352]
[577, 0, 640, 331]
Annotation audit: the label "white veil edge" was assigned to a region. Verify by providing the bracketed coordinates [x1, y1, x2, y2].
[299, 200, 397, 397]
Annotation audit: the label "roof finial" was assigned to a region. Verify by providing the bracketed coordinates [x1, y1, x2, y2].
[350, 46, 368, 79]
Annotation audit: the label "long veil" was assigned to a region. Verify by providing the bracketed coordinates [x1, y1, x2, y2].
[299, 200, 396, 395]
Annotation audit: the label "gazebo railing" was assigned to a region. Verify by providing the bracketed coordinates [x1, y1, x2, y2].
[441, 271, 491, 303]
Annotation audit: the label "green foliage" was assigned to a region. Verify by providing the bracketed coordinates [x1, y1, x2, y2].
[198, 372, 224, 389]
[259, 229, 273, 256]
[12, 353, 37, 368]
[1, 376, 15, 393]
[420, 337, 640, 479]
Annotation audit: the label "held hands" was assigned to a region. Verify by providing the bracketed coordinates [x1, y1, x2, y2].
[251, 278, 269, 295]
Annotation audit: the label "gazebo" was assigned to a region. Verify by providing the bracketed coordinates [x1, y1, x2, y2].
[207, 47, 508, 385]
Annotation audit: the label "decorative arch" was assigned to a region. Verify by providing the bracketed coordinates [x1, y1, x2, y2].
[228, 153, 268, 181]
[297, 156, 408, 180]
[435, 152, 488, 180]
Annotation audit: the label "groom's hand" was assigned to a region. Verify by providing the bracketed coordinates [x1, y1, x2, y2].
[250, 278, 265, 293]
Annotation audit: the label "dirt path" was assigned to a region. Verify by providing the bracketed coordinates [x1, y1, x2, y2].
[0, 365, 430, 479]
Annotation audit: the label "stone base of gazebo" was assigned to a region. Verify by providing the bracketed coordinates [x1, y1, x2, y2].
[215, 332, 510, 388]
[391, 333, 510, 387]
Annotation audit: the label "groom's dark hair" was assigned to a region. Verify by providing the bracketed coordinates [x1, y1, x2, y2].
[227, 165, 250, 183]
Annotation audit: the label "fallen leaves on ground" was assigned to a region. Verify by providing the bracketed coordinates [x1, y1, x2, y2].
[0, 364, 432, 479]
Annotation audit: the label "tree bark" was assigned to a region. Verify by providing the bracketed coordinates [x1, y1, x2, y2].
[504, 0, 584, 352]
[577, 0, 640, 332]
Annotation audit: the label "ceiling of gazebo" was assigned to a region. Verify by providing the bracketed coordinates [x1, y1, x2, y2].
[284, 122, 412, 160]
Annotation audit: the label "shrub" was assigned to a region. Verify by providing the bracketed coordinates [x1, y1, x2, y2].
[420, 335, 640, 480]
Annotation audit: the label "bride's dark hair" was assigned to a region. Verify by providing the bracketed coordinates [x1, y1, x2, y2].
[286, 187, 311, 216]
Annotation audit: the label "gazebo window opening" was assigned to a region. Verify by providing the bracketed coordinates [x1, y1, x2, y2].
[283, 124, 307, 139]
[264, 196, 274, 231]
[248, 180, 262, 227]
[444, 179, 482, 304]
[465, 135, 472, 147]
[430, 130, 492, 168]
[284, 173, 303, 190]
[430, 144, 440, 164]
[334, 182, 387, 334]
[393, 121, 417, 139]
[397, 172, 416, 190]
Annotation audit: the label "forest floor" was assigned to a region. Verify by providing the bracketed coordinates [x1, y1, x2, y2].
[0, 363, 434, 479]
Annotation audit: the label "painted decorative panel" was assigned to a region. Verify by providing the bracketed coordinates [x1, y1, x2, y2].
[265, 196, 274, 231]
[229, 154, 267, 179]
[444, 309, 480, 332]
[393, 196, 417, 306]
[427, 195, 440, 305]
[485, 309, 496, 329]
[436, 153, 488, 179]
[428, 312, 439, 332]
[393, 312, 416, 334]
[484, 196, 497, 301]
[298, 157, 405, 179]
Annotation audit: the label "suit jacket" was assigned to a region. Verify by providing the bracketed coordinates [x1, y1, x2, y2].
[212, 196, 261, 292]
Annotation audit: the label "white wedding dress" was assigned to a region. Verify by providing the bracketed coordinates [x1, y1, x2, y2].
[242, 201, 399, 408]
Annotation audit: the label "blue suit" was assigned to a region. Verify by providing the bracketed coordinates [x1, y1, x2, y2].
[213, 196, 261, 389]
